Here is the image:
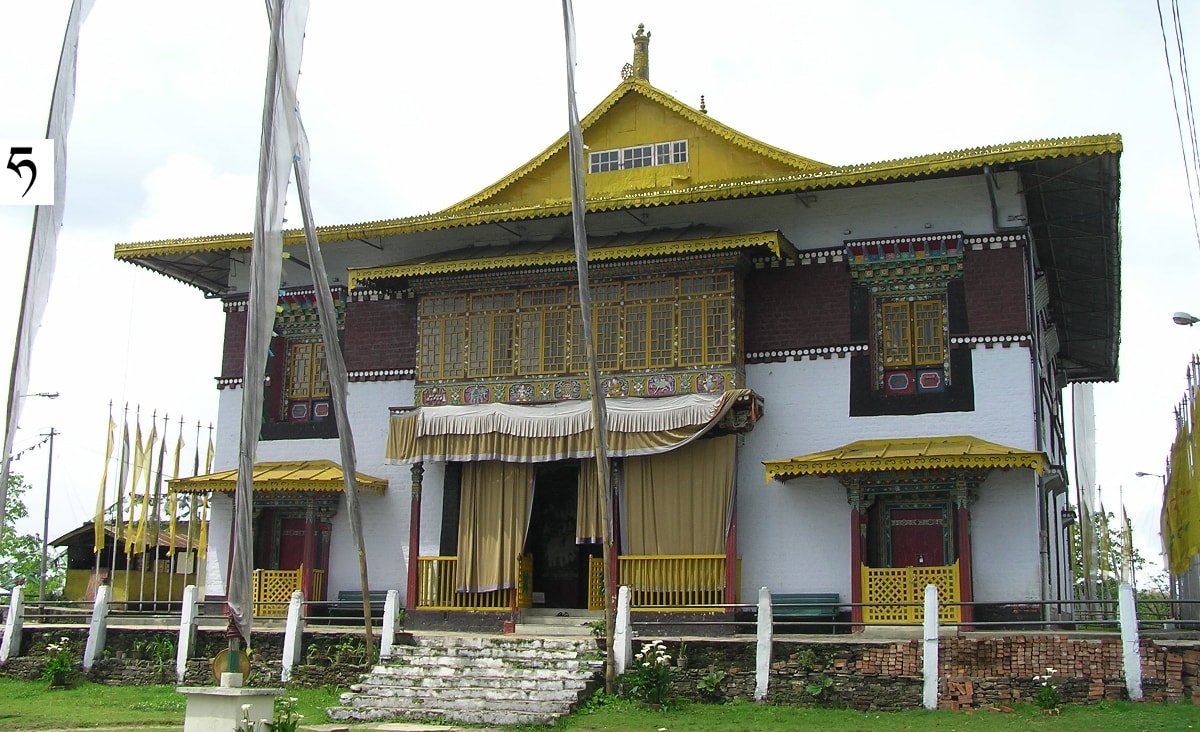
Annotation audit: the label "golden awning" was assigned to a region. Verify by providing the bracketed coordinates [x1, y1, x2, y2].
[387, 389, 760, 464]
[763, 435, 1048, 482]
[168, 460, 388, 495]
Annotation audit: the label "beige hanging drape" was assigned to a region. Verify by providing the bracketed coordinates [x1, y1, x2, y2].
[455, 461, 534, 593]
[623, 435, 737, 555]
[576, 458, 605, 544]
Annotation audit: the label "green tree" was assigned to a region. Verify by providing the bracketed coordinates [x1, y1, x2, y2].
[1068, 508, 1170, 620]
[0, 473, 61, 598]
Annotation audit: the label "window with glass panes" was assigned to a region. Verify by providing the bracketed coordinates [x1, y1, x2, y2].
[418, 295, 467, 380]
[468, 292, 515, 378]
[518, 288, 570, 375]
[415, 272, 735, 383]
[588, 139, 688, 172]
[285, 340, 329, 400]
[879, 297, 946, 368]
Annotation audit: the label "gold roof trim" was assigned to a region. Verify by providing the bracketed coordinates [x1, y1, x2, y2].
[113, 134, 1121, 261]
[167, 459, 387, 495]
[347, 231, 792, 287]
[763, 435, 1048, 482]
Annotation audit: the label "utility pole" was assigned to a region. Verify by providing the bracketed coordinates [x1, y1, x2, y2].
[38, 427, 57, 609]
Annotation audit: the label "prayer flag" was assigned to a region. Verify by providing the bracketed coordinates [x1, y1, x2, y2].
[94, 414, 115, 553]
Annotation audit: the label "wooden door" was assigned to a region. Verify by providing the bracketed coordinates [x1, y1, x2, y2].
[888, 507, 946, 567]
[278, 518, 307, 571]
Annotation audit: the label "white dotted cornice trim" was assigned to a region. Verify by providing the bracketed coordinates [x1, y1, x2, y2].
[964, 232, 1029, 250]
[746, 344, 867, 361]
[950, 334, 1030, 347]
[348, 288, 409, 302]
[348, 369, 415, 381]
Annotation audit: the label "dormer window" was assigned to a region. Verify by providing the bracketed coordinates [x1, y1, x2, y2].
[589, 140, 688, 173]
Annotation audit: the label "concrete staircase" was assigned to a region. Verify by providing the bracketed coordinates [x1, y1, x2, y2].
[327, 634, 604, 727]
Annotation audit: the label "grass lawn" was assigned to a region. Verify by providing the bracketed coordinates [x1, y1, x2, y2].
[549, 697, 1198, 732]
[0, 679, 1192, 731]
[0, 679, 340, 730]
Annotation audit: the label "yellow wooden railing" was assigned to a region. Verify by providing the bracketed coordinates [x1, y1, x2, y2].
[587, 557, 605, 611]
[415, 556, 531, 611]
[251, 567, 325, 617]
[861, 561, 960, 624]
[618, 554, 730, 611]
[589, 555, 736, 611]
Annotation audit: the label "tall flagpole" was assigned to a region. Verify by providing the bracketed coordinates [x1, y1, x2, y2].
[0, 0, 95, 536]
[229, 0, 312, 650]
[560, 0, 615, 694]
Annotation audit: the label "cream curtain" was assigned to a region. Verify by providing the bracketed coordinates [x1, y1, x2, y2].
[576, 458, 605, 544]
[386, 390, 751, 464]
[455, 461, 534, 592]
[623, 435, 737, 555]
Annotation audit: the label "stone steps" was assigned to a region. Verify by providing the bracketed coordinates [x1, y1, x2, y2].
[328, 634, 604, 727]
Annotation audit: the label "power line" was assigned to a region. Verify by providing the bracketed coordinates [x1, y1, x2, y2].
[1158, 0, 1200, 250]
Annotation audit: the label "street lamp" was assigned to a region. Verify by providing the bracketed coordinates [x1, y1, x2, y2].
[1134, 471, 1164, 479]
[1172, 312, 1200, 326]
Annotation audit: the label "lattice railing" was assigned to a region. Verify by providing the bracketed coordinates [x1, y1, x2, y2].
[253, 568, 302, 618]
[861, 561, 961, 624]
[619, 554, 727, 610]
[415, 556, 519, 610]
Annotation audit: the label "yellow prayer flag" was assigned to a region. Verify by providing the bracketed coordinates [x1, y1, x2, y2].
[196, 493, 209, 560]
[94, 416, 115, 554]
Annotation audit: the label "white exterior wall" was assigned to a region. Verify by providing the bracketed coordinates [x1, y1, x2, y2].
[738, 343, 1040, 601]
[971, 469, 1041, 601]
[206, 378, 429, 602]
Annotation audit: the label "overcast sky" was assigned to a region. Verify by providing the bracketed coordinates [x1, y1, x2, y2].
[1, 1, 1198, 579]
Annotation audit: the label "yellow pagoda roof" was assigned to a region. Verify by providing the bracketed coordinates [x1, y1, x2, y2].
[167, 459, 387, 495]
[763, 436, 1048, 482]
[112, 132, 1120, 261]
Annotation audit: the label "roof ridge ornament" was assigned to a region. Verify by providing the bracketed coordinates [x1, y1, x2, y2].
[632, 23, 650, 81]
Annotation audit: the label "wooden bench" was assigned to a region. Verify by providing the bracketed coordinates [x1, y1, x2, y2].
[331, 590, 389, 616]
[770, 593, 841, 622]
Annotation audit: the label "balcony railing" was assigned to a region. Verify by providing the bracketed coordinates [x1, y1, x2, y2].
[589, 554, 734, 611]
[415, 556, 531, 611]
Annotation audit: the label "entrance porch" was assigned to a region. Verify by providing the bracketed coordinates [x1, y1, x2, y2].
[764, 435, 1051, 625]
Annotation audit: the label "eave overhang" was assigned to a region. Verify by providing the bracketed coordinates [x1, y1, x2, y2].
[167, 459, 387, 495]
[763, 436, 1049, 482]
[348, 229, 794, 287]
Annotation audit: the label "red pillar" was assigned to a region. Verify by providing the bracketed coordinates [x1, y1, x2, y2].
[405, 463, 424, 611]
[301, 503, 317, 600]
[956, 502, 975, 626]
[850, 505, 864, 628]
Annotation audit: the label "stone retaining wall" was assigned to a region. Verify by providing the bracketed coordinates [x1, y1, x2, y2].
[654, 636, 1200, 710]
[2, 628, 1198, 712]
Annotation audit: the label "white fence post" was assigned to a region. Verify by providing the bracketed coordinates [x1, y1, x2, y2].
[755, 586, 772, 702]
[613, 586, 632, 675]
[280, 590, 305, 683]
[1118, 582, 1143, 700]
[380, 589, 401, 659]
[175, 585, 198, 683]
[0, 584, 25, 662]
[922, 584, 939, 710]
[82, 584, 111, 671]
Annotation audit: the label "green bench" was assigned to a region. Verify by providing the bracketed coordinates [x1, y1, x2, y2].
[770, 592, 841, 621]
[331, 590, 389, 616]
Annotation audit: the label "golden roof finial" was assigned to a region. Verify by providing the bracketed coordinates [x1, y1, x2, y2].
[632, 23, 650, 81]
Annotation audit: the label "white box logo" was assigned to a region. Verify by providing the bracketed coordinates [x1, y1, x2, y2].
[1, 140, 55, 205]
